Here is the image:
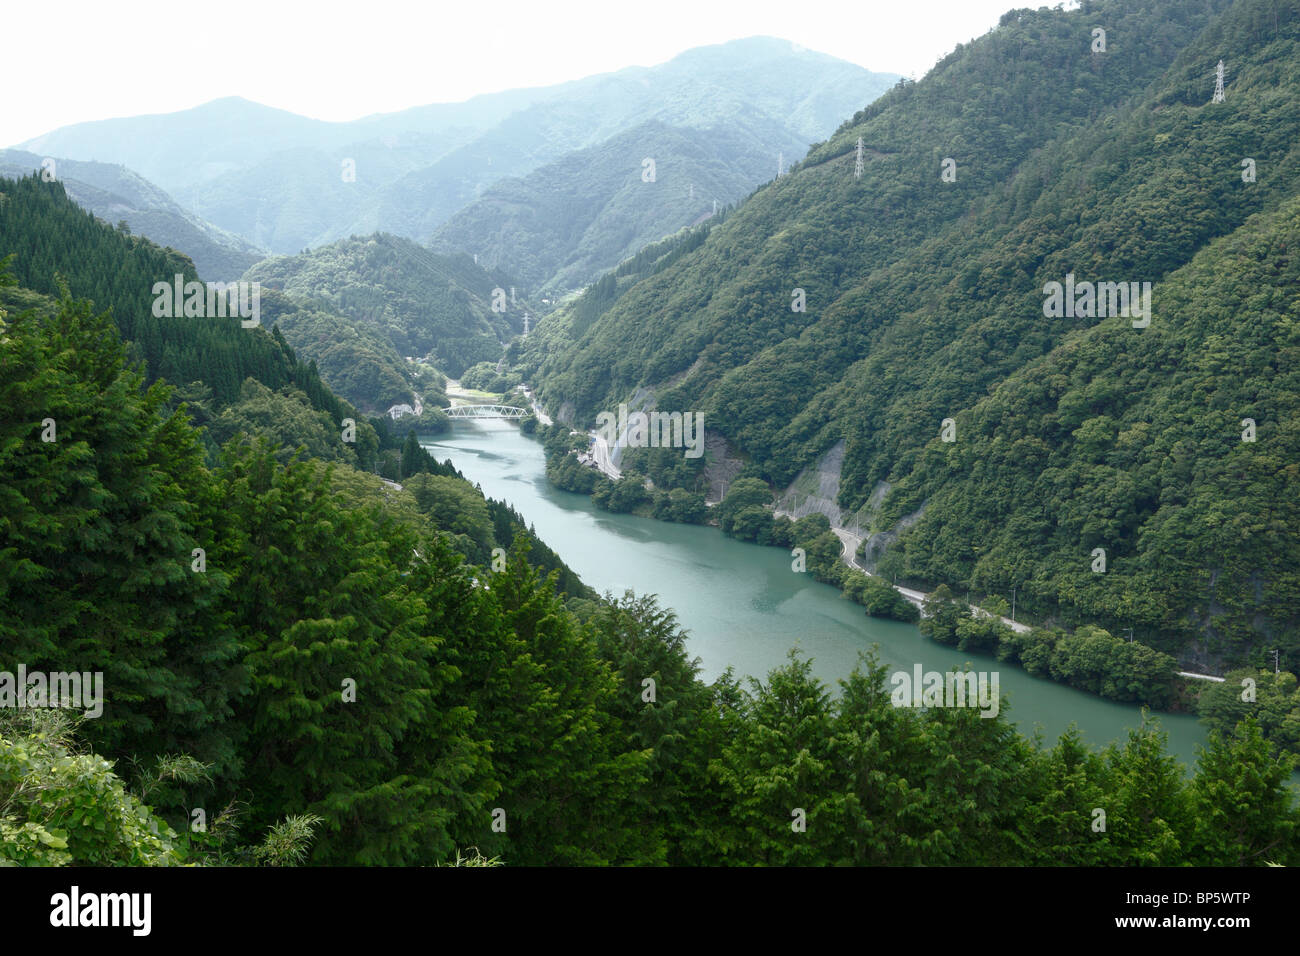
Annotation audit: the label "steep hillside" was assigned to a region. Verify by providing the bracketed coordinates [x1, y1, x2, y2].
[372, 38, 898, 245]
[882, 190, 1300, 670]
[244, 233, 520, 376]
[268, 300, 416, 412]
[0, 174, 350, 419]
[0, 150, 265, 279]
[529, 0, 1300, 667]
[431, 117, 794, 292]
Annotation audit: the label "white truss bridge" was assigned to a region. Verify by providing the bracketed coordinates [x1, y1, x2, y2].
[444, 404, 530, 420]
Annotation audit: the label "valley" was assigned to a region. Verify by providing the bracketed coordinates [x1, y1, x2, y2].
[2, 0, 1298, 879]
[425, 417, 1215, 768]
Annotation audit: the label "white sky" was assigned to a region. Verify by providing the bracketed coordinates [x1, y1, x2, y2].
[2, 0, 1043, 146]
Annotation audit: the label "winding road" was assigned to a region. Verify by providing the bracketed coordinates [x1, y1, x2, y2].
[809, 515, 1220, 680]
[589, 433, 621, 479]
[775, 508, 1034, 636]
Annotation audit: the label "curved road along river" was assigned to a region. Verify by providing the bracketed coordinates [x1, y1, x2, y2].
[424, 419, 1214, 769]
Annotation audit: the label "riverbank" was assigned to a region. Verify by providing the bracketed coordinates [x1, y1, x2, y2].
[422, 418, 1219, 767]
[507, 396, 1225, 724]
[785, 510, 1225, 685]
[444, 379, 501, 404]
[538, 421, 1220, 727]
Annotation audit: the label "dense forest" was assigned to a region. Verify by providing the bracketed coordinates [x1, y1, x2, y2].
[0, 175, 350, 417]
[3, 180, 1297, 866]
[256, 288, 422, 414]
[526, 0, 1300, 677]
[0, 149, 265, 280]
[244, 233, 521, 378]
[4, 0, 1299, 872]
[2, 271, 1296, 866]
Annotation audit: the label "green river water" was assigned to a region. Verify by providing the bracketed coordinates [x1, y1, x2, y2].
[424, 420, 1212, 769]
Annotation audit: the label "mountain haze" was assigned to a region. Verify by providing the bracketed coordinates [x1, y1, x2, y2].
[528, 0, 1299, 671]
[430, 116, 804, 292]
[17, 39, 898, 254]
[0, 149, 265, 279]
[371, 37, 897, 245]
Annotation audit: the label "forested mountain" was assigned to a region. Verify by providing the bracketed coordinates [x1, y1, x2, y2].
[430, 117, 795, 293]
[0, 150, 265, 279]
[16, 39, 897, 253]
[0, 175, 346, 414]
[4, 256, 1297, 867]
[259, 291, 422, 414]
[527, 0, 1299, 672]
[5, 4, 1300, 870]
[370, 38, 897, 247]
[16, 95, 499, 193]
[244, 233, 519, 377]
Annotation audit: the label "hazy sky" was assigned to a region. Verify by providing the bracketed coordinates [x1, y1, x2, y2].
[3, 0, 1053, 145]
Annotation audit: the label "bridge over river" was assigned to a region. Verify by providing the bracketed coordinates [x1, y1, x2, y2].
[444, 404, 530, 420]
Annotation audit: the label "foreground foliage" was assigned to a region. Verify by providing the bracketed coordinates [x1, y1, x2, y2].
[3, 279, 1296, 866]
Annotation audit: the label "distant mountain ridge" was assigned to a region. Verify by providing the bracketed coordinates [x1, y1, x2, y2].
[17, 38, 898, 255]
[430, 115, 808, 293]
[0, 149, 265, 279]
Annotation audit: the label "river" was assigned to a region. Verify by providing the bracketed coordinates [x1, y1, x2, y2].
[424, 419, 1212, 769]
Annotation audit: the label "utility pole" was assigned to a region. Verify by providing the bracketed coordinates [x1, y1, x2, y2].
[1123, 628, 1134, 643]
[1274, 648, 1281, 674]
